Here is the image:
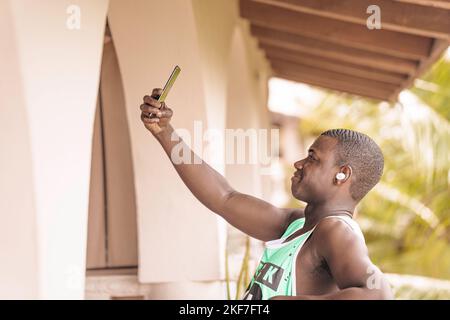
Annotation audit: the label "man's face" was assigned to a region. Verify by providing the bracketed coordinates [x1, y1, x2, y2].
[291, 136, 340, 203]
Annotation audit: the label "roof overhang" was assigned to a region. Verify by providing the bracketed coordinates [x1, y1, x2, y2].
[240, 0, 450, 101]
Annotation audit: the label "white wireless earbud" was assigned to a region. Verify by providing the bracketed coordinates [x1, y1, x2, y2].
[336, 172, 346, 180]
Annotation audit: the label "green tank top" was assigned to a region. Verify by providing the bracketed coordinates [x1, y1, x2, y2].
[242, 215, 365, 300]
[242, 217, 313, 300]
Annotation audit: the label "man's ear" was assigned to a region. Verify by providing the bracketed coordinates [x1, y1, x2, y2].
[334, 165, 352, 185]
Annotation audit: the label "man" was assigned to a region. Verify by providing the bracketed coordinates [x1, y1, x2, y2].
[140, 88, 393, 300]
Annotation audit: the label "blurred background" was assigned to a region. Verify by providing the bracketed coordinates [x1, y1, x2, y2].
[265, 52, 450, 299]
[0, 0, 449, 299]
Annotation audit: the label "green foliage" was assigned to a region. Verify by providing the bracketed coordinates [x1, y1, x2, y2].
[412, 58, 450, 120]
[387, 274, 450, 299]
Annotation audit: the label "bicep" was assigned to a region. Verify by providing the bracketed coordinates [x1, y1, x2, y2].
[316, 220, 372, 289]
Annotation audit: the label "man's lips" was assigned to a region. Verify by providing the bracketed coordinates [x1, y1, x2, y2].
[291, 171, 303, 182]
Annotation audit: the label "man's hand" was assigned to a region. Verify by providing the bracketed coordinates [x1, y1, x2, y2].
[140, 88, 173, 136]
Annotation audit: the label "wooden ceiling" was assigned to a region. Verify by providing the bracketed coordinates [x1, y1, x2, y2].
[239, 0, 450, 101]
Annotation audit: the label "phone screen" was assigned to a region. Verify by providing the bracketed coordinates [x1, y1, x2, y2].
[157, 65, 181, 103]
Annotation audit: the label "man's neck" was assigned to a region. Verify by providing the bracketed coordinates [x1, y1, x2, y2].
[303, 201, 355, 230]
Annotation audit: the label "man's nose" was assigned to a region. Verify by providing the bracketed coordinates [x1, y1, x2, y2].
[294, 159, 304, 170]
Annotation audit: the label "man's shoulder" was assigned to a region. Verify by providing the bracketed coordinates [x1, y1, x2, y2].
[315, 216, 352, 233]
[312, 216, 366, 251]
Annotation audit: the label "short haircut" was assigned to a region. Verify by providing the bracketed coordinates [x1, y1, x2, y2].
[321, 129, 384, 201]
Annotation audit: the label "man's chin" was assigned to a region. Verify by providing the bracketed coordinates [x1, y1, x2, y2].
[293, 194, 306, 202]
[291, 186, 307, 202]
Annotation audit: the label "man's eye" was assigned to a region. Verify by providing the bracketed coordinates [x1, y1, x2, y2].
[308, 155, 315, 161]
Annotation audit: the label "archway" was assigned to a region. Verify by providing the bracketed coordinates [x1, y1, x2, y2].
[86, 22, 138, 274]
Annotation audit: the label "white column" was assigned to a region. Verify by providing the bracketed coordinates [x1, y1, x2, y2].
[0, 0, 38, 299]
[0, 0, 109, 299]
[108, 0, 222, 286]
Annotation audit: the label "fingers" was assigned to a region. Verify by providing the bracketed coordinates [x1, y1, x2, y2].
[141, 112, 160, 124]
[152, 88, 163, 98]
[140, 104, 172, 118]
[143, 95, 162, 109]
[141, 89, 172, 124]
[140, 103, 160, 114]
[159, 105, 173, 118]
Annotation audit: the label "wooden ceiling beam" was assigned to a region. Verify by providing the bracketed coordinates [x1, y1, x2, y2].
[273, 69, 392, 101]
[240, 0, 433, 60]
[263, 46, 408, 85]
[394, 0, 450, 10]
[252, 26, 418, 75]
[270, 59, 398, 93]
[252, 0, 450, 39]
[388, 39, 449, 100]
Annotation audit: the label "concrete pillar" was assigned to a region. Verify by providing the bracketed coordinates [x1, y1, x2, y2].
[0, 0, 109, 299]
[108, 0, 222, 289]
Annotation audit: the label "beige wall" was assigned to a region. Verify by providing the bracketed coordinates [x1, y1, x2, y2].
[192, 0, 238, 175]
[0, 0, 38, 299]
[225, 25, 268, 197]
[0, 0, 272, 299]
[192, 0, 272, 289]
[0, 0, 109, 299]
[107, 0, 222, 286]
[192, 0, 272, 296]
[102, 0, 272, 298]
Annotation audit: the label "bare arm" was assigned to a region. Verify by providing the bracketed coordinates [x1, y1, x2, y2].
[140, 89, 302, 241]
[272, 218, 393, 300]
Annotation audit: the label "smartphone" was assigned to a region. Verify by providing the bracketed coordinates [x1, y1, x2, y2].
[155, 65, 181, 102]
[148, 66, 180, 118]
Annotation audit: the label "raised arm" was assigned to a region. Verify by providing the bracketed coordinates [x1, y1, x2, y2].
[140, 89, 303, 241]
